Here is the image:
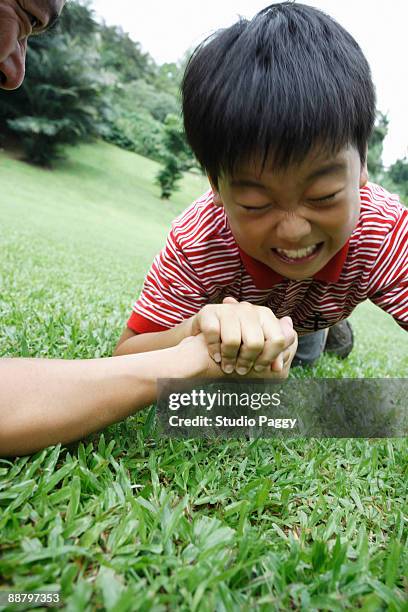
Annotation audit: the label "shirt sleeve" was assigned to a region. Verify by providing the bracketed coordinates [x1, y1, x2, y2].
[368, 208, 408, 332]
[127, 226, 209, 333]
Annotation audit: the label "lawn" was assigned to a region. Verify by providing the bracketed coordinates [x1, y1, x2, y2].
[0, 142, 407, 610]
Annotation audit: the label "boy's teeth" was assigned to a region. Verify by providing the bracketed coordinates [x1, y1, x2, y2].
[276, 244, 318, 259]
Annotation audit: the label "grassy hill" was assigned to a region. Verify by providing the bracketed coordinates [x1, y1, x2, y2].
[0, 141, 209, 267]
[0, 142, 209, 359]
[0, 143, 407, 608]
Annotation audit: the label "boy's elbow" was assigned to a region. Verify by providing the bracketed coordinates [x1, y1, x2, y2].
[113, 343, 125, 357]
[113, 327, 138, 356]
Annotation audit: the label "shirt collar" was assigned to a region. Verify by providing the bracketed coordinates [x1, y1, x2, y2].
[237, 241, 350, 289]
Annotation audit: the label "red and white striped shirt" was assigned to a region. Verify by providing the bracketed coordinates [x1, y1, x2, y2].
[128, 183, 408, 335]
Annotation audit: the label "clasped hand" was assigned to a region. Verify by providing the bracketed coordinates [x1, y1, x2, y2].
[191, 297, 298, 378]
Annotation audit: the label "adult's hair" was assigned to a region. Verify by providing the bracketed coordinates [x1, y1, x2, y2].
[182, 2, 376, 185]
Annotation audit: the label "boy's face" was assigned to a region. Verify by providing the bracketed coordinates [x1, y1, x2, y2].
[210, 146, 367, 281]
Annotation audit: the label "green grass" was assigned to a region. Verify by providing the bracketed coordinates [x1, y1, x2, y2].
[0, 143, 407, 610]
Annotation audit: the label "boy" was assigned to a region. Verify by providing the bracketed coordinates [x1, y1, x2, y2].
[115, 2, 407, 374]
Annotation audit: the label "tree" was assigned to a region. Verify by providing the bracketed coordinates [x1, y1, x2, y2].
[116, 79, 179, 123]
[152, 62, 183, 98]
[102, 77, 179, 161]
[155, 114, 195, 199]
[104, 108, 165, 161]
[58, 0, 97, 41]
[0, 1, 106, 165]
[151, 49, 193, 97]
[98, 24, 155, 84]
[96, 32, 180, 161]
[387, 157, 408, 204]
[367, 112, 388, 183]
[156, 155, 184, 199]
[365, 112, 407, 204]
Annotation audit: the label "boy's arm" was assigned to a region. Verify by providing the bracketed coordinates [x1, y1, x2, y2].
[116, 298, 298, 376]
[0, 336, 217, 457]
[368, 207, 408, 333]
[114, 318, 194, 356]
[117, 220, 214, 356]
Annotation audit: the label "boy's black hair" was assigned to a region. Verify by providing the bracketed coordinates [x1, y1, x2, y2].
[182, 2, 376, 185]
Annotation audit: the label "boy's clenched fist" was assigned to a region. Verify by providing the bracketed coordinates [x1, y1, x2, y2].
[191, 296, 298, 377]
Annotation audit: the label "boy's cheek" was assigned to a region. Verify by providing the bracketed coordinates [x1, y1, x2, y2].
[225, 209, 259, 238]
[228, 225, 257, 254]
[346, 195, 361, 231]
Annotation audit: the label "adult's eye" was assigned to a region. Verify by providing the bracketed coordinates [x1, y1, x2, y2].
[24, 9, 41, 30]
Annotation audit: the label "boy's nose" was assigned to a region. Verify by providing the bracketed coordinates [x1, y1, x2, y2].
[275, 213, 312, 243]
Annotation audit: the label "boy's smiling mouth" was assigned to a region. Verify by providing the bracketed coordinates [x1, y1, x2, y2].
[271, 242, 324, 264]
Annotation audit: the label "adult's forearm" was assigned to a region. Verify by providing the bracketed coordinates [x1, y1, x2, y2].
[0, 342, 205, 457]
[0, 356, 153, 456]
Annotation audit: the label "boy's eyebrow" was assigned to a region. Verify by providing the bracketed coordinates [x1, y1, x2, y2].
[306, 161, 348, 181]
[230, 161, 347, 189]
[230, 179, 267, 189]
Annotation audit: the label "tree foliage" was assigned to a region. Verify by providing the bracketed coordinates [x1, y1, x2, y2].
[0, 0, 183, 167]
[0, 2, 105, 165]
[58, 0, 97, 40]
[104, 109, 165, 161]
[155, 114, 195, 199]
[388, 158, 408, 186]
[0, 0, 405, 207]
[98, 25, 155, 83]
[367, 112, 389, 183]
[386, 157, 408, 203]
[366, 113, 407, 205]
[102, 78, 182, 163]
[118, 80, 179, 123]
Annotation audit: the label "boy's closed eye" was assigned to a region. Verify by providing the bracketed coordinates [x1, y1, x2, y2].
[238, 191, 341, 211]
[307, 191, 340, 203]
[238, 203, 273, 211]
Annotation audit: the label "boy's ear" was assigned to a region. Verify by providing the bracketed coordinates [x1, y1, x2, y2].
[360, 148, 369, 187]
[208, 178, 224, 207]
[359, 161, 368, 188]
